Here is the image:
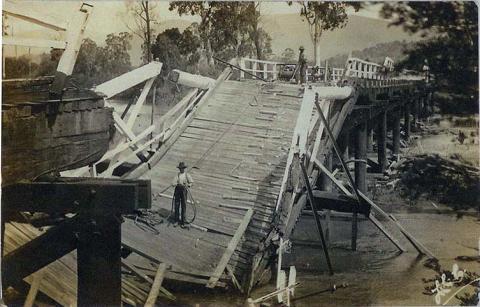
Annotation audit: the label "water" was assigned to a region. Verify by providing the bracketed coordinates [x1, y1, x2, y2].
[161, 212, 479, 306]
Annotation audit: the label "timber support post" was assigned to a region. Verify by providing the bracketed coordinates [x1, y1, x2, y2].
[366, 123, 373, 152]
[377, 111, 387, 173]
[77, 213, 122, 306]
[340, 131, 350, 162]
[413, 99, 419, 126]
[392, 111, 401, 161]
[404, 103, 411, 140]
[353, 121, 367, 251]
[319, 153, 333, 245]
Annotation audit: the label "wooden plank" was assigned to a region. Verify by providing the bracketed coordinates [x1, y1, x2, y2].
[274, 87, 313, 212]
[144, 263, 167, 307]
[3, 2, 67, 31]
[206, 208, 253, 288]
[94, 62, 163, 98]
[51, 3, 92, 95]
[122, 260, 175, 301]
[126, 77, 156, 129]
[24, 270, 45, 307]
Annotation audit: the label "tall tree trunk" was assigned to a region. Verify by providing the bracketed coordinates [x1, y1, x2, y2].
[314, 24, 321, 67]
[254, 34, 263, 60]
[144, 1, 152, 63]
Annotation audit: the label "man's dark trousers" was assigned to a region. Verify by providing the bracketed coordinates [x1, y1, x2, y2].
[174, 185, 187, 224]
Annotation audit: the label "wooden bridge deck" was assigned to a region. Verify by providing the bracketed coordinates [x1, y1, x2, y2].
[131, 80, 305, 288]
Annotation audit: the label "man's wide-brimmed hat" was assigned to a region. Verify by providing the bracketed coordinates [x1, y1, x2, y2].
[177, 162, 187, 169]
[299, 46, 305, 50]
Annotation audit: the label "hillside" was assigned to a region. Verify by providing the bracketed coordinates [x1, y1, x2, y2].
[260, 14, 420, 63]
[324, 40, 415, 68]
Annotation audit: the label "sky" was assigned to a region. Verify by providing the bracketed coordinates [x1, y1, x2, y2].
[3, 1, 384, 42]
[1, 0, 385, 61]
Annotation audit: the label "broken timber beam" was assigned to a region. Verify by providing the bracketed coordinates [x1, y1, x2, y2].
[124, 65, 233, 179]
[311, 190, 370, 216]
[206, 208, 254, 288]
[121, 260, 175, 301]
[315, 86, 354, 100]
[94, 62, 163, 99]
[50, 3, 92, 97]
[24, 271, 45, 307]
[144, 263, 168, 307]
[169, 69, 215, 90]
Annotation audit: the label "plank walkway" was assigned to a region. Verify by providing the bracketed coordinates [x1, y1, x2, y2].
[135, 80, 305, 288]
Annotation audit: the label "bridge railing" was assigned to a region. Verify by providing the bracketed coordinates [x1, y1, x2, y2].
[239, 57, 346, 83]
[344, 57, 396, 80]
[238, 56, 407, 83]
[239, 58, 282, 80]
[305, 66, 345, 82]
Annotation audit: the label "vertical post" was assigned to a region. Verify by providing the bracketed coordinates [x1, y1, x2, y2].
[413, 99, 419, 125]
[404, 103, 411, 140]
[377, 111, 387, 173]
[366, 123, 373, 152]
[77, 214, 122, 306]
[354, 122, 367, 192]
[325, 60, 329, 82]
[353, 122, 367, 251]
[50, 4, 92, 97]
[319, 153, 333, 246]
[240, 58, 245, 79]
[392, 111, 401, 161]
[263, 62, 268, 80]
[340, 131, 350, 162]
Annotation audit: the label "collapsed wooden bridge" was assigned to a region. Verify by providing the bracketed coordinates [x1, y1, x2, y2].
[2, 52, 434, 305]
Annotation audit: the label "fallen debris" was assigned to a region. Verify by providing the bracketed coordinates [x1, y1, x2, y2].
[392, 154, 479, 210]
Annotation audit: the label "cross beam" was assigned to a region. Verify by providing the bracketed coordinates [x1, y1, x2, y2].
[2, 177, 151, 306]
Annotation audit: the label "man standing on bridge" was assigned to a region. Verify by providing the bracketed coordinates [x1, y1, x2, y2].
[296, 46, 307, 84]
[171, 162, 193, 228]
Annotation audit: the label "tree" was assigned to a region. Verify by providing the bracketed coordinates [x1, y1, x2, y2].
[297, 2, 362, 66]
[169, 2, 218, 65]
[125, 1, 158, 64]
[281, 48, 296, 63]
[169, 2, 272, 63]
[380, 2, 478, 112]
[151, 33, 184, 74]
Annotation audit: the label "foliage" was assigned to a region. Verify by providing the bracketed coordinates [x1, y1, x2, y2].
[4, 32, 133, 89]
[281, 48, 296, 63]
[72, 32, 132, 87]
[4, 55, 38, 79]
[124, 1, 158, 63]
[169, 2, 272, 61]
[296, 2, 362, 65]
[151, 30, 185, 74]
[380, 2, 478, 112]
[396, 154, 479, 210]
